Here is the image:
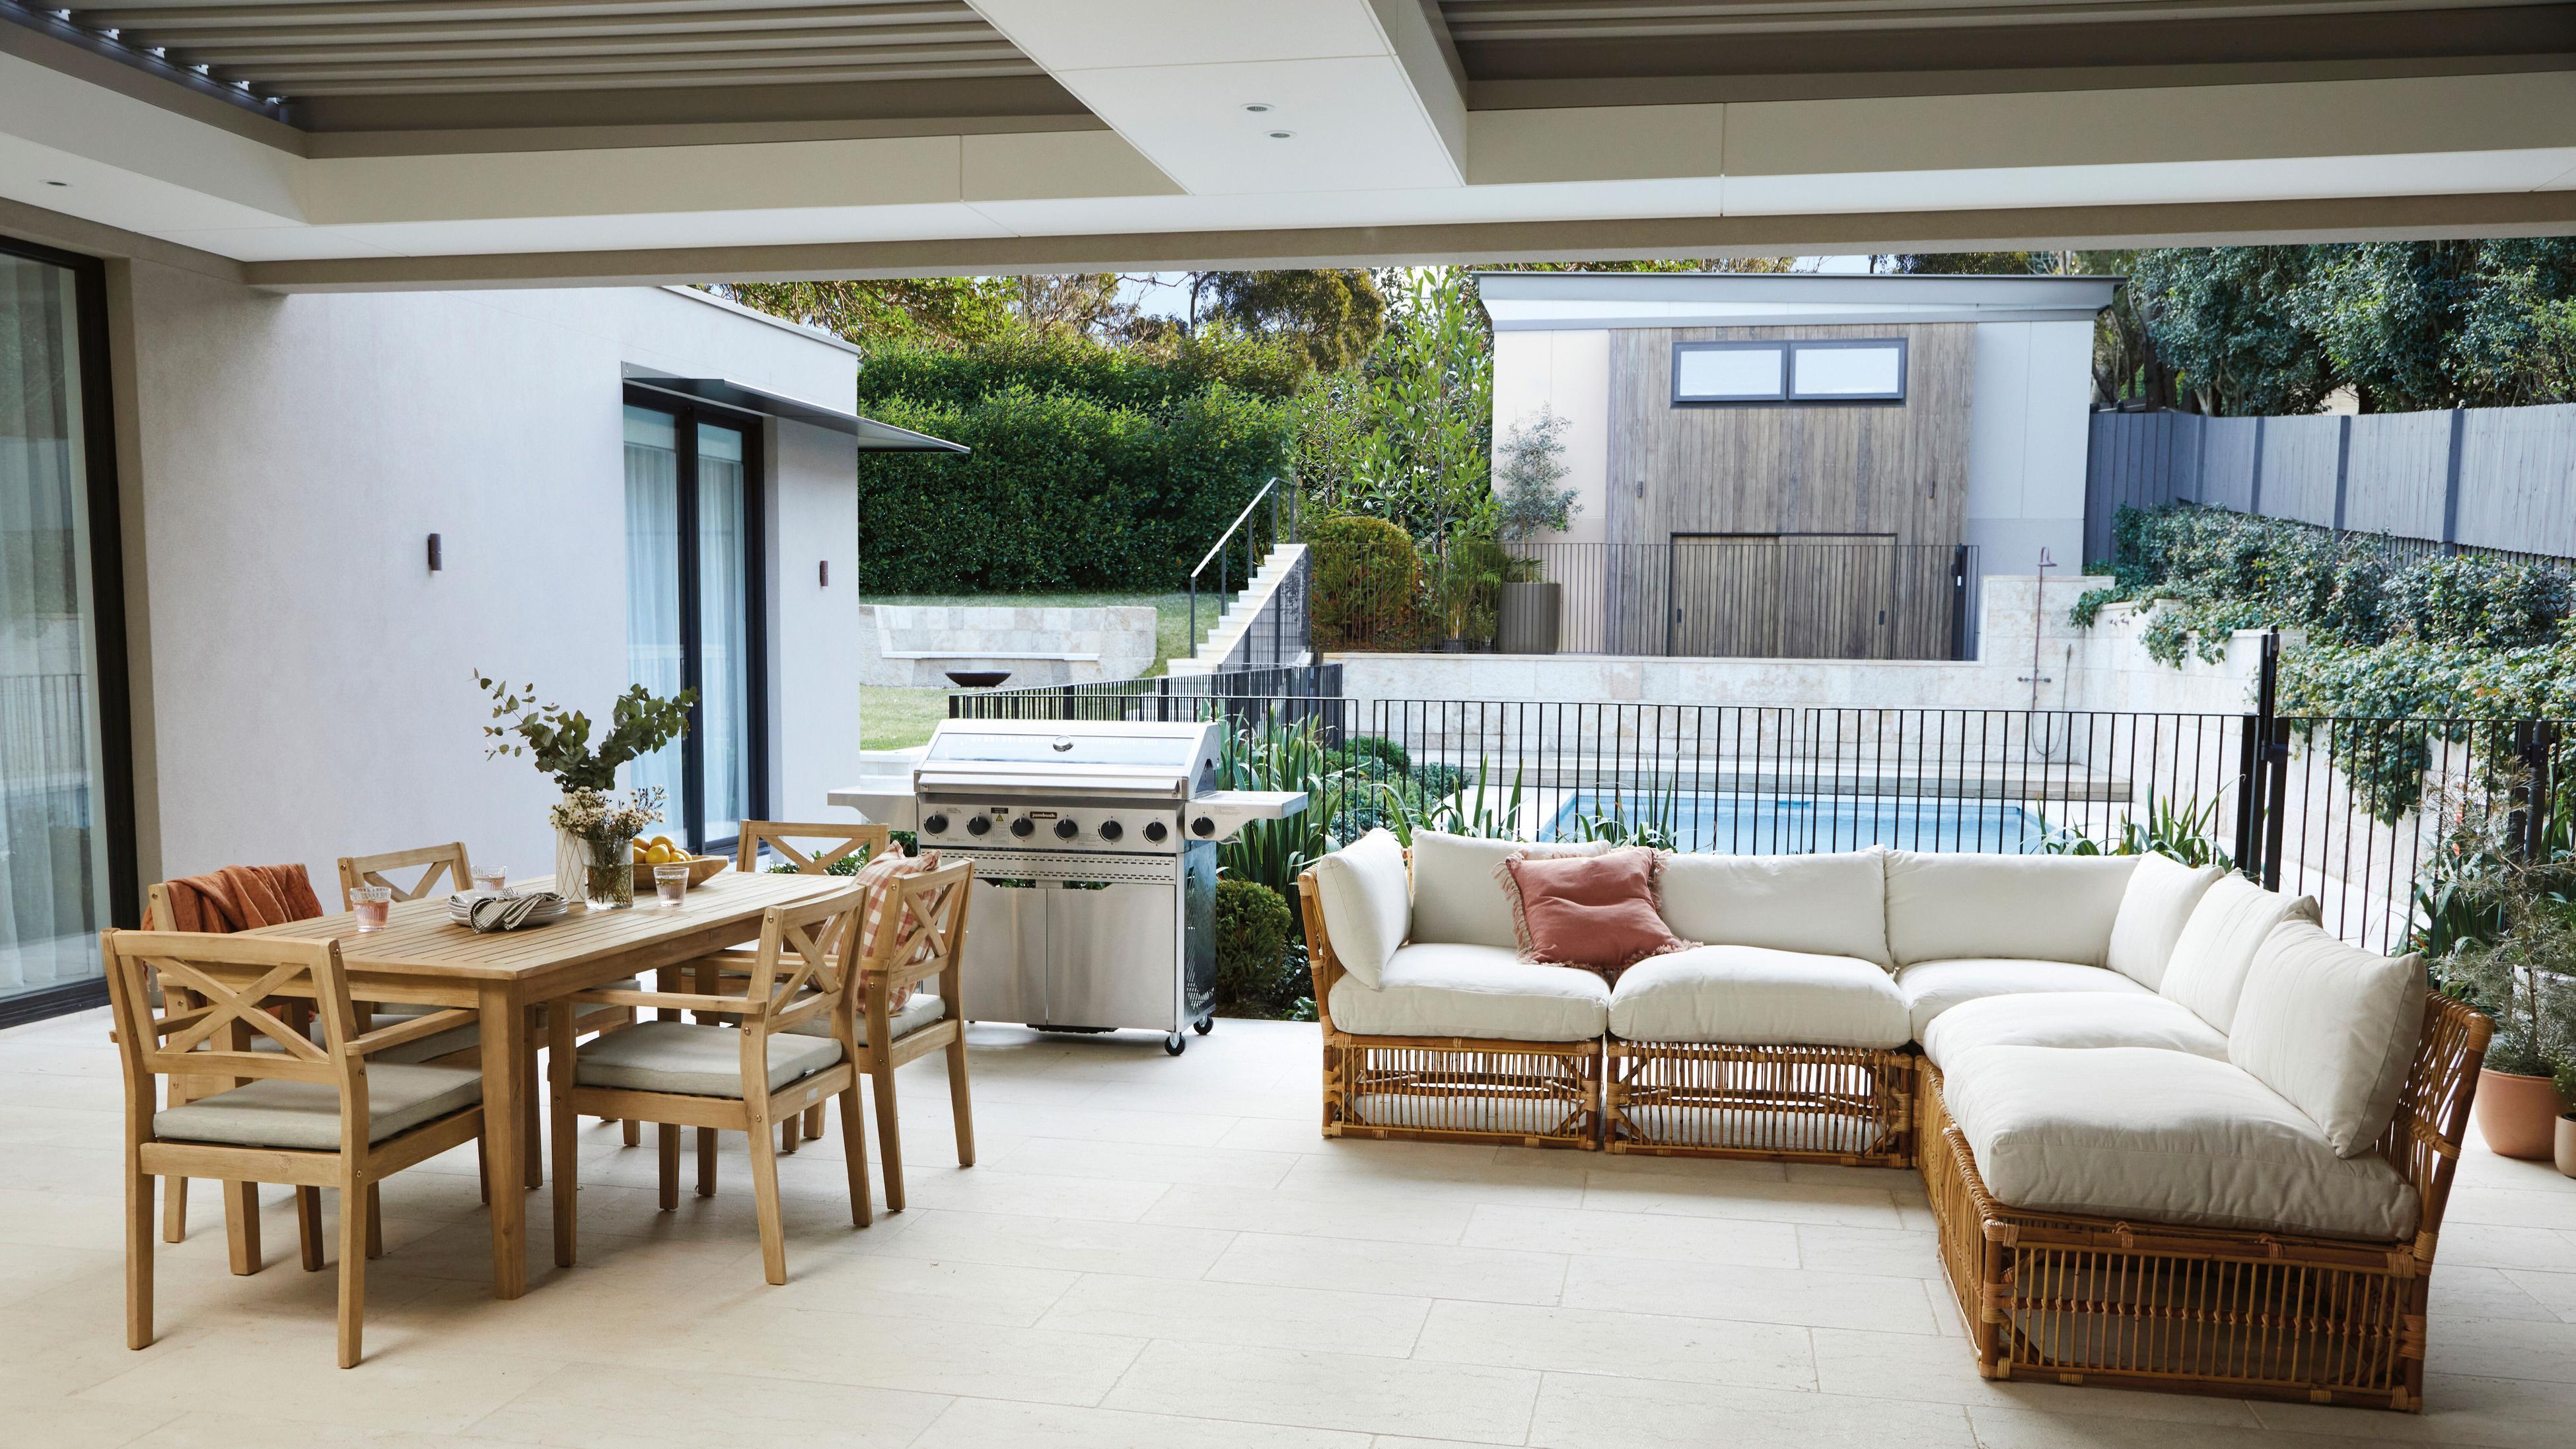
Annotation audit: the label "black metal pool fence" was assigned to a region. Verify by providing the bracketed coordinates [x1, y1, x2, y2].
[953, 664, 2570, 958]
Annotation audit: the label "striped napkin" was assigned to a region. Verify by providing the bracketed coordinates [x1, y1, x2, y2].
[468, 892, 569, 932]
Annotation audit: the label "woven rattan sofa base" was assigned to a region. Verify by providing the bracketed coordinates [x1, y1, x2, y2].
[1917, 993, 2490, 1413]
[1604, 1040, 1915, 1166]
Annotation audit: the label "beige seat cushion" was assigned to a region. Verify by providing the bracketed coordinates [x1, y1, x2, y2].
[1941, 1045, 2418, 1240]
[155, 1064, 482, 1151]
[1407, 831, 1606, 949]
[1884, 853, 2138, 968]
[1328, 942, 1608, 1042]
[2229, 922, 2427, 1158]
[1653, 849, 1890, 968]
[1919, 991, 2229, 1071]
[574, 1020, 843, 1098]
[1309, 828, 1412, 987]
[1894, 957, 2150, 1039]
[787, 992, 947, 1046]
[2105, 854, 2225, 990]
[1609, 944, 1910, 1047]
[2159, 876, 2322, 1032]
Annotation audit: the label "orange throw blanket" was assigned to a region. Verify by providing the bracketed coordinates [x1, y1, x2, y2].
[147, 863, 326, 933]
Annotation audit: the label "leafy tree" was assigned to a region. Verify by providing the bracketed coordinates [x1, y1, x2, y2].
[2307, 242, 2576, 411]
[708, 279, 1019, 351]
[1299, 268, 1495, 551]
[1193, 270, 1387, 371]
[2128, 248, 2337, 416]
[1493, 407, 1579, 540]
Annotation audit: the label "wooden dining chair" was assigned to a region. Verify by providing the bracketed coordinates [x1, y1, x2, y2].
[785, 859, 977, 1213]
[104, 929, 488, 1368]
[546, 884, 872, 1283]
[734, 821, 889, 1152]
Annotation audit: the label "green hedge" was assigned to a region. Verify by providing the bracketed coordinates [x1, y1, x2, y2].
[855, 331, 1305, 413]
[857, 383, 1293, 592]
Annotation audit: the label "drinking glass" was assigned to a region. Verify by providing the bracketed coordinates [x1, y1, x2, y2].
[471, 865, 507, 896]
[349, 884, 392, 933]
[654, 863, 690, 907]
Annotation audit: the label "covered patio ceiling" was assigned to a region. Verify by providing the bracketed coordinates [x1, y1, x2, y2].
[0, 0, 2571, 289]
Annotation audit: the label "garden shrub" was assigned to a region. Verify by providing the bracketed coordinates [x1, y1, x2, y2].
[1213, 876, 1299, 1012]
[1309, 514, 1423, 649]
[857, 384, 1292, 592]
[855, 330, 1306, 413]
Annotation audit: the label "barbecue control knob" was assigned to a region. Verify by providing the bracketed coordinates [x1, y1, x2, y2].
[1143, 820, 1168, 843]
[1054, 818, 1079, 840]
[1192, 816, 1217, 838]
[1097, 820, 1124, 842]
[966, 816, 992, 837]
[1010, 817, 1035, 838]
[922, 814, 949, 835]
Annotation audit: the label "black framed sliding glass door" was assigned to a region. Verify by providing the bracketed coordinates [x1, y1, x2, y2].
[622, 392, 766, 854]
[0, 233, 135, 1025]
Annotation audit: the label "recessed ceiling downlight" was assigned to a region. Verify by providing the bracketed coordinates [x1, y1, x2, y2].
[1267, 130, 1295, 141]
[1242, 103, 1273, 114]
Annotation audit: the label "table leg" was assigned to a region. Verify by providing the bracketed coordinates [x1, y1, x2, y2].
[480, 987, 528, 1299]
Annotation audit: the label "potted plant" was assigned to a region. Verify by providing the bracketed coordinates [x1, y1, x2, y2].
[1493, 407, 1580, 654]
[1430, 537, 1506, 651]
[477, 672, 694, 899]
[2424, 770, 2576, 1159]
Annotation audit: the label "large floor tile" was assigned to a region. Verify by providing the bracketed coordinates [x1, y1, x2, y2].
[75, 1319, 569, 1434]
[1578, 1172, 1908, 1229]
[1562, 1254, 1939, 1333]
[1812, 1327, 2262, 1424]
[1527, 1371, 1977, 1448]
[465, 1361, 949, 1448]
[1104, 1340, 1540, 1443]
[1143, 1184, 1474, 1246]
[849, 1207, 1238, 1280]
[1413, 1299, 1816, 1390]
[1464, 1203, 1801, 1267]
[911, 1399, 1372, 1448]
[1038, 1271, 1432, 1357]
[1207, 1230, 1569, 1306]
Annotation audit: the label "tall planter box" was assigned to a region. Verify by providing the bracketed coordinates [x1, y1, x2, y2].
[1498, 581, 1561, 654]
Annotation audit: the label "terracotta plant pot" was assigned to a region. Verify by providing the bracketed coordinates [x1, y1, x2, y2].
[2557, 1114, 2576, 1180]
[2474, 1068, 2567, 1160]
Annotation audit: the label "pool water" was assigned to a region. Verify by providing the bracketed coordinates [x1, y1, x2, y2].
[1548, 793, 2045, 855]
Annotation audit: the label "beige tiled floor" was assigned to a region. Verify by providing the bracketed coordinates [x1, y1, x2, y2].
[6, 1007, 2575, 1448]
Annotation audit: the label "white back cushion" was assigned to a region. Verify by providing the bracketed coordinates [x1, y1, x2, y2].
[2159, 875, 2322, 1032]
[1654, 849, 1890, 968]
[1308, 829, 1410, 989]
[1883, 853, 2139, 966]
[2106, 853, 2225, 990]
[1407, 831, 1606, 949]
[2229, 921, 2427, 1158]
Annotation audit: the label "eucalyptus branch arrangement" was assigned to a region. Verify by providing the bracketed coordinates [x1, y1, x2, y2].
[476, 672, 696, 793]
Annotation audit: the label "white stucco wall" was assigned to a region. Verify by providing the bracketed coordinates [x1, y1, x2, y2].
[116, 269, 859, 893]
[1488, 328, 1609, 545]
[1965, 320, 2094, 576]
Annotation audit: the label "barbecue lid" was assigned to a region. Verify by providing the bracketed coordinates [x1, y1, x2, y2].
[914, 719, 1220, 796]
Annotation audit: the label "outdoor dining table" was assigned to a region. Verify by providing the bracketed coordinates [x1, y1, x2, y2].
[236, 868, 847, 1298]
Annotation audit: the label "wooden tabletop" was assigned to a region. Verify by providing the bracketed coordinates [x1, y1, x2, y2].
[241, 868, 846, 981]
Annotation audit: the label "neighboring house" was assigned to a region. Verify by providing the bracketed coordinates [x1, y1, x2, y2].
[0, 231, 922, 1023]
[1481, 271, 2117, 659]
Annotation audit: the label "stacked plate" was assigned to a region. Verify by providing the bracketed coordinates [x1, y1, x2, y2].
[447, 890, 569, 926]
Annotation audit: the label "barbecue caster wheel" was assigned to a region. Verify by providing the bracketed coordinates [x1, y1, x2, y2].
[1194, 1016, 1213, 1036]
[1164, 1032, 1186, 1055]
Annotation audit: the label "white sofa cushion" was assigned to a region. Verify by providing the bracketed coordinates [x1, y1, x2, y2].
[1940, 1045, 2418, 1240]
[1309, 828, 1412, 988]
[1894, 958, 2150, 1039]
[1327, 942, 1610, 1042]
[1919, 991, 2229, 1071]
[1407, 832, 1607, 949]
[1608, 944, 1911, 1047]
[2159, 875, 2322, 1032]
[1653, 849, 1890, 968]
[1883, 853, 2139, 967]
[2229, 921, 2428, 1158]
[2105, 853, 2225, 990]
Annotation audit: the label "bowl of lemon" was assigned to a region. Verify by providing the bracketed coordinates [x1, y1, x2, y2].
[630, 836, 727, 893]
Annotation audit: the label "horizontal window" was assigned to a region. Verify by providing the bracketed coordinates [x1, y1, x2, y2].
[1672, 339, 1907, 405]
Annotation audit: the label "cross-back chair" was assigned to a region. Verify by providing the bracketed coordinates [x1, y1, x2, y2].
[547, 884, 872, 1284]
[732, 821, 890, 1150]
[104, 929, 488, 1368]
[336, 842, 474, 905]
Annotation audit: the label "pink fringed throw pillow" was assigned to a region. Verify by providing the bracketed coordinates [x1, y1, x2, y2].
[1496, 847, 1685, 979]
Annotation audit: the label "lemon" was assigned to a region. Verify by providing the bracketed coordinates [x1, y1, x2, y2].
[647, 843, 680, 865]
[629, 841, 650, 863]
[650, 835, 676, 851]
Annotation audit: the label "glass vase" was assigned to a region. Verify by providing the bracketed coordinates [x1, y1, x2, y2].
[583, 831, 637, 910]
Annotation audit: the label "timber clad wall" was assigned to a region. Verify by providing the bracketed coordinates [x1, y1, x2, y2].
[2085, 403, 2576, 563]
[1596, 323, 1976, 658]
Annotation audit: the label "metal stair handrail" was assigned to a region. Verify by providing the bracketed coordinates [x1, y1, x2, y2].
[1187, 477, 1297, 660]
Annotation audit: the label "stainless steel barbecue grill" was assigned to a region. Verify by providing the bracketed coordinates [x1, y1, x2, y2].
[830, 719, 1303, 1054]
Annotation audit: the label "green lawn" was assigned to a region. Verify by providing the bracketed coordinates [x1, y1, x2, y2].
[859, 592, 1203, 750]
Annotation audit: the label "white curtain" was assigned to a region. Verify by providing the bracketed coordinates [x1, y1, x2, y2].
[623, 406, 684, 818]
[0, 254, 111, 999]
[695, 423, 750, 844]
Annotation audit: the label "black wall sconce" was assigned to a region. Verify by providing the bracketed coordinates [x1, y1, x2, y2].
[818, 560, 830, 586]
[427, 534, 443, 572]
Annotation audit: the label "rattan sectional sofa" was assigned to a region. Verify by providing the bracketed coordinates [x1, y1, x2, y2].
[1295, 831, 2492, 1412]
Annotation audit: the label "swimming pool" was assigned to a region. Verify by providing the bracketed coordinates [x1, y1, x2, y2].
[1547, 793, 2046, 854]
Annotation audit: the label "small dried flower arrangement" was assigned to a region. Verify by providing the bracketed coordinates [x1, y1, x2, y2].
[550, 785, 666, 844]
